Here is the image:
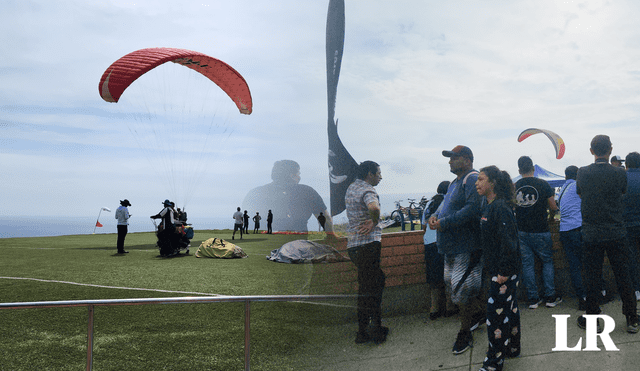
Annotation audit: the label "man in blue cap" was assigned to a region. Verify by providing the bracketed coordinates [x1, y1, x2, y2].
[429, 145, 484, 355]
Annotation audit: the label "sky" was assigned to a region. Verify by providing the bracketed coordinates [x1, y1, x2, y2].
[3, 0, 640, 222]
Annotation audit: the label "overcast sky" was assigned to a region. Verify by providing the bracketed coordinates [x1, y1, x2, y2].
[3, 0, 640, 221]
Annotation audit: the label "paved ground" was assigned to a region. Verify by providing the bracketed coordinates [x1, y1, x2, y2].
[301, 297, 640, 371]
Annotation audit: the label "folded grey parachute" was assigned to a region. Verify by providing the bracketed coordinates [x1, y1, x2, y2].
[267, 240, 349, 264]
[98, 47, 252, 114]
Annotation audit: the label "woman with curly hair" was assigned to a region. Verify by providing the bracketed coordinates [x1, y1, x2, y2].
[475, 165, 522, 371]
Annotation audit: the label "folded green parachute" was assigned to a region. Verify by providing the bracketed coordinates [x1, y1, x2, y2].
[195, 238, 247, 259]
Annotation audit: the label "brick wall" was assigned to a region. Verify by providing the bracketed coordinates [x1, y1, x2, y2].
[311, 221, 605, 302]
[310, 231, 427, 295]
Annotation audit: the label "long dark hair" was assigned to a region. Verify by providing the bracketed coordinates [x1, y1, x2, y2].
[480, 165, 515, 207]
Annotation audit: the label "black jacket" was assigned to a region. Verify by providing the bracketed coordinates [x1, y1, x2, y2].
[480, 198, 521, 277]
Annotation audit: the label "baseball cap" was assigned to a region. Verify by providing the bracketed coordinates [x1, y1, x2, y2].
[442, 145, 473, 162]
[611, 155, 625, 163]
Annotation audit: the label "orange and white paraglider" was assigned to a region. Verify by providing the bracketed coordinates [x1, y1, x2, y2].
[517, 128, 566, 159]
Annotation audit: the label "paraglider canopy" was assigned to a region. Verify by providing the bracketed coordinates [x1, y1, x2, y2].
[98, 47, 253, 209]
[517, 128, 565, 159]
[99, 47, 252, 114]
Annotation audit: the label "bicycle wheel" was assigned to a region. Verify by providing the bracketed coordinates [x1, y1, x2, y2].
[391, 210, 404, 226]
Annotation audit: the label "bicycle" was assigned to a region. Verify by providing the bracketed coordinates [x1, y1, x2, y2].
[389, 197, 428, 231]
[390, 200, 407, 227]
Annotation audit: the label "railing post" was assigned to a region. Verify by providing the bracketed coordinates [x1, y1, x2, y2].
[244, 299, 251, 371]
[87, 304, 94, 371]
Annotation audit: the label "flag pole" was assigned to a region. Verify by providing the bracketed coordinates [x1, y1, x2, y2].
[93, 208, 103, 234]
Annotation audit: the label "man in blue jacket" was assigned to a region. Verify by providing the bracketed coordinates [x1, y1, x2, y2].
[624, 152, 640, 300]
[429, 145, 483, 355]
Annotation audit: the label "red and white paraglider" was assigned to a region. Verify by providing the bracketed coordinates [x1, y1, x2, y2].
[98, 48, 253, 209]
[99, 47, 252, 114]
[517, 128, 566, 160]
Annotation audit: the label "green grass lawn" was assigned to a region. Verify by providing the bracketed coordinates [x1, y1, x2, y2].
[0, 229, 361, 370]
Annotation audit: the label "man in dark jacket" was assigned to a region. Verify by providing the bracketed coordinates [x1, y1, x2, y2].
[576, 135, 639, 333]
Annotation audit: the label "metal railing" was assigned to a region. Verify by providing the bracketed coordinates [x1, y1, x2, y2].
[0, 294, 352, 371]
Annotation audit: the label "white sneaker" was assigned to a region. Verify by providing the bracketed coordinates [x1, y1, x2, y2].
[528, 298, 543, 309]
[635, 291, 640, 301]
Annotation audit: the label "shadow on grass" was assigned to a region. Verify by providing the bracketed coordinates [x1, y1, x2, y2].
[153, 253, 191, 259]
[229, 238, 269, 243]
[82, 244, 158, 251]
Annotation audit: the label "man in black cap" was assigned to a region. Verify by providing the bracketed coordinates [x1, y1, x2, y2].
[115, 199, 131, 254]
[611, 155, 625, 168]
[428, 145, 484, 355]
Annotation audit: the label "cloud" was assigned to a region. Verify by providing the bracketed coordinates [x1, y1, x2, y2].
[3, 0, 640, 221]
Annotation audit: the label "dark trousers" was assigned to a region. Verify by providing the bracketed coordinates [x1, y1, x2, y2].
[424, 242, 444, 285]
[348, 241, 386, 332]
[583, 238, 637, 316]
[117, 225, 128, 252]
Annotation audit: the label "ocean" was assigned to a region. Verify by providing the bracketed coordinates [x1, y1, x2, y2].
[0, 193, 431, 239]
[0, 216, 230, 239]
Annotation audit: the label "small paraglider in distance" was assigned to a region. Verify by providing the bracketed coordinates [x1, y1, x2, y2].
[517, 128, 566, 159]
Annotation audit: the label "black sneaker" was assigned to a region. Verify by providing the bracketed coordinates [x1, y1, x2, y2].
[600, 290, 614, 305]
[578, 297, 587, 311]
[452, 330, 473, 355]
[626, 315, 639, 334]
[577, 315, 603, 332]
[355, 331, 371, 344]
[429, 309, 445, 320]
[545, 296, 563, 308]
[469, 312, 486, 331]
[505, 347, 521, 358]
[372, 326, 389, 344]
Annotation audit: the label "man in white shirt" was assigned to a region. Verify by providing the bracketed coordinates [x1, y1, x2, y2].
[233, 207, 244, 240]
[115, 199, 131, 254]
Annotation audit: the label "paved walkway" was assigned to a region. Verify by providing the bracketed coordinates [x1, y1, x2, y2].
[303, 297, 640, 370]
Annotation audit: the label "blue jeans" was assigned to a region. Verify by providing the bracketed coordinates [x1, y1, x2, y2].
[559, 228, 585, 299]
[626, 226, 640, 292]
[519, 231, 555, 301]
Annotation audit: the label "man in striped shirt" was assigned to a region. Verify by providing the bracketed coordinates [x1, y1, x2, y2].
[345, 161, 387, 345]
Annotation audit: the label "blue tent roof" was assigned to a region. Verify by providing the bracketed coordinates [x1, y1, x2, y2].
[512, 164, 566, 188]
